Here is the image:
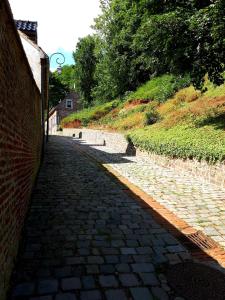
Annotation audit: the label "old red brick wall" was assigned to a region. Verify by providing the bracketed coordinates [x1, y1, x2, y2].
[0, 1, 43, 299]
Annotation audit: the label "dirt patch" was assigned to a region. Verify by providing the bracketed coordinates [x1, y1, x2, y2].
[125, 99, 151, 108]
[63, 119, 82, 128]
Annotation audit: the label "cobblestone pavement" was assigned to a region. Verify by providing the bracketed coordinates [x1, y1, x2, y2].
[74, 139, 225, 250]
[10, 136, 194, 300]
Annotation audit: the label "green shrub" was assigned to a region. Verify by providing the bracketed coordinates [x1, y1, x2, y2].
[127, 125, 225, 163]
[143, 101, 161, 125]
[144, 111, 160, 125]
[126, 74, 191, 103]
[61, 100, 120, 127]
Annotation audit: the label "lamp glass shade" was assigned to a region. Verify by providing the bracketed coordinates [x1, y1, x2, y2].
[57, 66, 62, 74]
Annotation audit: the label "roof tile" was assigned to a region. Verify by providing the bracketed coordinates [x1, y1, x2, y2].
[15, 20, 38, 32]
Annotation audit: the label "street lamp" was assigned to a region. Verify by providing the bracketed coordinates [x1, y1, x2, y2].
[57, 66, 62, 75]
[46, 52, 65, 142]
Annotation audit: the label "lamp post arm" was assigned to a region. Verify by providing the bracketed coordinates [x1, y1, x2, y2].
[49, 52, 66, 66]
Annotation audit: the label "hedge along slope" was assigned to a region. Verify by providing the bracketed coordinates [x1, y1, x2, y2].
[127, 125, 225, 163]
[61, 74, 191, 129]
[126, 74, 191, 103]
[61, 73, 225, 164]
[61, 100, 120, 127]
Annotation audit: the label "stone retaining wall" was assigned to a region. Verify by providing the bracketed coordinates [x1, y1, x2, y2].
[136, 150, 225, 188]
[62, 128, 129, 153]
[61, 128, 225, 188]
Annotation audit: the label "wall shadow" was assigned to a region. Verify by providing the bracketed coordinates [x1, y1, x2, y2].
[8, 135, 225, 300]
[69, 136, 225, 272]
[72, 137, 136, 165]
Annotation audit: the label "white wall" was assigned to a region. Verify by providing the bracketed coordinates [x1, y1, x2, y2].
[49, 111, 58, 135]
[19, 32, 44, 91]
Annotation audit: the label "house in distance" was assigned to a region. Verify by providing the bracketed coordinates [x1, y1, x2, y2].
[49, 92, 80, 134]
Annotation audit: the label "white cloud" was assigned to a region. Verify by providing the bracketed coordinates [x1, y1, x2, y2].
[9, 0, 101, 53]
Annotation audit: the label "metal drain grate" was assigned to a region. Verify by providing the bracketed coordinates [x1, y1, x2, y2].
[186, 230, 218, 250]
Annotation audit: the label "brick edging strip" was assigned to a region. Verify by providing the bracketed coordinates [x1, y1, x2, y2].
[73, 141, 225, 268]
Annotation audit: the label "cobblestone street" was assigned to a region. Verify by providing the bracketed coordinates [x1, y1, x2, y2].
[10, 136, 195, 300]
[9, 136, 225, 300]
[76, 138, 225, 250]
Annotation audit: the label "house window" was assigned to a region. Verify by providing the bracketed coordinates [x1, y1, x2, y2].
[66, 99, 73, 109]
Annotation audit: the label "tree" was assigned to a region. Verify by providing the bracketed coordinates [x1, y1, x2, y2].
[49, 72, 69, 108]
[74, 0, 225, 104]
[73, 35, 96, 107]
[188, 0, 225, 88]
[132, 10, 191, 77]
[93, 0, 145, 98]
[54, 65, 76, 91]
[91, 37, 119, 103]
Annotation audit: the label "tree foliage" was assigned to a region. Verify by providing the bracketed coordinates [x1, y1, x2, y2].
[73, 0, 225, 106]
[73, 35, 96, 107]
[49, 72, 69, 108]
[49, 65, 75, 108]
[54, 65, 76, 91]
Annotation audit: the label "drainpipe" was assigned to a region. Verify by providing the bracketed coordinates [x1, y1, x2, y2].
[41, 56, 49, 160]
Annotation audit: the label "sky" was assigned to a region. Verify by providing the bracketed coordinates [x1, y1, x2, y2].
[9, 0, 101, 69]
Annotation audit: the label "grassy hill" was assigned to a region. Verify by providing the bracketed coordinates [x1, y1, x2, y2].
[61, 74, 225, 163]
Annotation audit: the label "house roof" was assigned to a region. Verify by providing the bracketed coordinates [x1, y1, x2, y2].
[15, 20, 38, 32]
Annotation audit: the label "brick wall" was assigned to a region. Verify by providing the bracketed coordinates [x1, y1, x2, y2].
[0, 1, 43, 299]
